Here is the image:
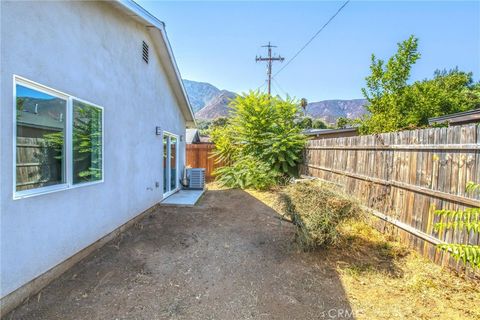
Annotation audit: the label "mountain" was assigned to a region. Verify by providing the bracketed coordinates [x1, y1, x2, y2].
[183, 79, 237, 119]
[183, 79, 367, 123]
[195, 90, 237, 119]
[183, 79, 221, 113]
[305, 99, 368, 124]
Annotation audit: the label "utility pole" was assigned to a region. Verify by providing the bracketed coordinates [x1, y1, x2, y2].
[256, 42, 284, 96]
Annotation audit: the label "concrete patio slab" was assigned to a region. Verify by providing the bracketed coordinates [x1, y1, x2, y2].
[160, 189, 205, 207]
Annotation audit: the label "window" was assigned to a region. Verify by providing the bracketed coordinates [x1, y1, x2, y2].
[14, 76, 104, 199]
[72, 100, 103, 184]
[15, 84, 67, 192]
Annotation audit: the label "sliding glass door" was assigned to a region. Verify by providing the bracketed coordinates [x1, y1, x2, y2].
[163, 132, 178, 197]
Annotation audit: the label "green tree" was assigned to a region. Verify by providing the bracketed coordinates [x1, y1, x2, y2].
[336, 117, 350, 129]
[405, 68, 480, 125]
[196, 119, 212, 136]
[360, 35, 421, 134]
[360, 36, 480, 134]
[296, 116, 328, 129]
[211, 116, 228, 128]
[312, 119, 328, 129]
[211, 91, 306, 189]
[297, 116, 313, 129]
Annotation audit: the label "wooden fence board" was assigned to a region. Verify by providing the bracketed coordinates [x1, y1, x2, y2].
[301, 123, 480, 271]
[186, 144, 225, 182]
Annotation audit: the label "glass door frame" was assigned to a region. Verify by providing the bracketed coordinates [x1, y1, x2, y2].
[163, 131, 179, 198]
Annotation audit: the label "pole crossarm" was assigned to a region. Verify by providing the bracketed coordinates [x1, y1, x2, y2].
[255, 42, 284, 95]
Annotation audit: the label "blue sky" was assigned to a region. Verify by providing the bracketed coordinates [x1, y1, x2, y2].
[139, 1, 480, 101]
[17, 84, 55, 100]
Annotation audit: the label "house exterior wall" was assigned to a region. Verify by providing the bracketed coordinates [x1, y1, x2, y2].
[0, 0, 186, 297]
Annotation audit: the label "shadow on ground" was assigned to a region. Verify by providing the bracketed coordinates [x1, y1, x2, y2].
[6, 189, 356, 320]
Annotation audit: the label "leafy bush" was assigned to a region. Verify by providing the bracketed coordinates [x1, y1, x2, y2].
[433, 181, 480, 269]
[211, 91, 306, 188]
[214, 155, 278, 190]
[276, 180, 360, 249]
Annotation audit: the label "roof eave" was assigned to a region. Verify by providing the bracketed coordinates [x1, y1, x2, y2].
[428, 108, 480, 125]
[302, 127, 358, 136]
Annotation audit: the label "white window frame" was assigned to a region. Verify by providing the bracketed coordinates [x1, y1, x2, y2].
[13, 75, 104, 200]
[163, 131, 179, 198]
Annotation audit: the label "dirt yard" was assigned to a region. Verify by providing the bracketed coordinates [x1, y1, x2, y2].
[6, 187, 480, 320]
[6, 189, 352, 320]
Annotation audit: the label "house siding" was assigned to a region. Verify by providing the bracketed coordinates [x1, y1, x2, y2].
[0, 1, 186, 297]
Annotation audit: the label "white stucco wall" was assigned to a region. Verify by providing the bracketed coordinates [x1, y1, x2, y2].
[0, 1, 187, 297]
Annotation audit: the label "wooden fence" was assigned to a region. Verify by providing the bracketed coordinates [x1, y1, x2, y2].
[16, 136, 62, 191]
[301, 123, 480, 270]
[186, 144, 224, 182]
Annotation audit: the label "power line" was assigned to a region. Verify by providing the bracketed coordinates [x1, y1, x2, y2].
[272, 78, 288, 97]
[273, 0, 350, 78]
[256, 80, 268, 93]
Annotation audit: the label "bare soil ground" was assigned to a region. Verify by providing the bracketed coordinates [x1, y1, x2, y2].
[6, 187, 479, 319]
[6, 189, 353, 320]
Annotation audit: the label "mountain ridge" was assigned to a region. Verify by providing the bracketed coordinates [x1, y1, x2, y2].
[183, 79, 222, 113]
[183, 79, 367, 124]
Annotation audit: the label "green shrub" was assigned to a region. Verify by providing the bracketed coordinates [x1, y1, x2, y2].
[211, 91, 306, 181]
[277, 180, 360, 249]
[214, 155, 278, 190]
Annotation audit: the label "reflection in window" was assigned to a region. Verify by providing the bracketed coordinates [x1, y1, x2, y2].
[72, 100, 103, 184]
[16, 84, 66, 191]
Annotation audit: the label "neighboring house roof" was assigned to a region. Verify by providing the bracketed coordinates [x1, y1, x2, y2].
[428, 109, 480, 126]
[186, 129, 201, 144]
[112, 0, 195, 127]
[18, 112, 64, 131]
[303, 127, 358, 136]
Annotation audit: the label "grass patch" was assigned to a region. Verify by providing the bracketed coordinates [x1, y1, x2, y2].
[331, 218, 480, 319]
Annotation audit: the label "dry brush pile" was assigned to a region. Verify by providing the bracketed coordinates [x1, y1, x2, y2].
[276, 180, 361, 249]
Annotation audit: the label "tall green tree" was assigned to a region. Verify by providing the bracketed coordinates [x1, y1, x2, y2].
[211, 91, 306, 189]
[296, 116, 328, 129]
[297, 116, 313, 129]
[360, 35, 480, 134]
